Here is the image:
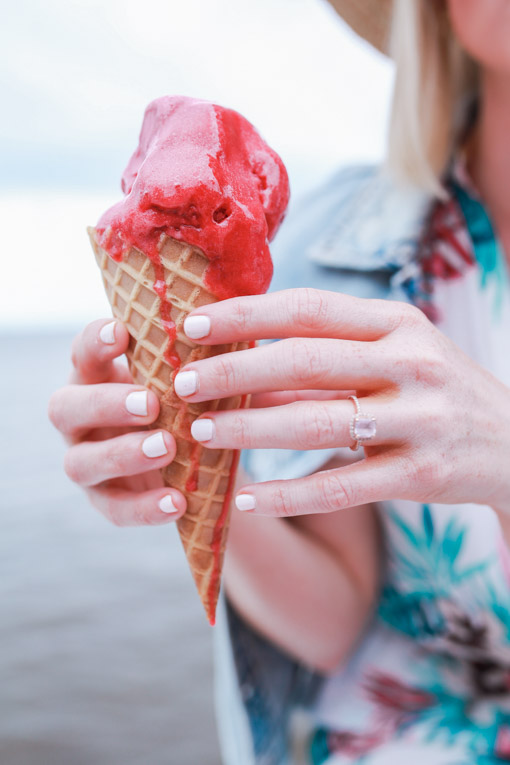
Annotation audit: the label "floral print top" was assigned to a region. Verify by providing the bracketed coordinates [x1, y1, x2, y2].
[308, 159, 510, 765]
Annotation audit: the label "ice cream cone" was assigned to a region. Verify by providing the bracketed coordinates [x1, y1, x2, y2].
[88, 227, 250, 625]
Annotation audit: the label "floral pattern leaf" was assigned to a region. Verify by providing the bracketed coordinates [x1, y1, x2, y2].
[451, 560, 489, 584]
[392, 549, 430, 581]
[389, 509, 422, 550]
[423, 504, 434, 548]
[446, 530, 464, 564]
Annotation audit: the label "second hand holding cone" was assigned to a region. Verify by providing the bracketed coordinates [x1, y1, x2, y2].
[89, 96, 290, 624]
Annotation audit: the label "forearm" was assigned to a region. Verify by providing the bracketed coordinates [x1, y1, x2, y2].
[223, 472, 376, 674]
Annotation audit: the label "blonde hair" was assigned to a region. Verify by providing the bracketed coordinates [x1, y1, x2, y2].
[386, 0, 479, 198]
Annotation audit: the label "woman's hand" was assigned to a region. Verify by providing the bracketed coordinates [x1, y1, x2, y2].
[172, 288, 510, 516]
[48, 319, 187, 526]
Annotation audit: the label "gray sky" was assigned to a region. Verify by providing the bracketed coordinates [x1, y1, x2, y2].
[1, 0, 393, 330]
[2, 0, 393, 193]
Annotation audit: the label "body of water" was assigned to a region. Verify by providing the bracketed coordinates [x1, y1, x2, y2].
[0, 333, 221, 765]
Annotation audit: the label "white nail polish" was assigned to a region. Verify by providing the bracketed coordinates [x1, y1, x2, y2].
[235, 494, 256, 512]
[142, 432, 168, 458]
[174, 370, 198, 397]
[126, 391, 148, 416]
[159, 495, 180, 515]
[191, 418, 214, 442]
[184, 315, 211, 339]
[99, 321, 117, 344]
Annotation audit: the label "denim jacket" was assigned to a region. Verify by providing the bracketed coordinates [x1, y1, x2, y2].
[213, 164, 434, 765]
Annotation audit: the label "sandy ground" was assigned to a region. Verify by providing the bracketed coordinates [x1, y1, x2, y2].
[0, 333, 222, 765]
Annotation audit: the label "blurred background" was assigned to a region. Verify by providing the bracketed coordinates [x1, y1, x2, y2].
[0, 1, 392, 762]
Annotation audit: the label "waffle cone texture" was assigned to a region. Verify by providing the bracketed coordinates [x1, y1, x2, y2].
[88, 227, 249, 624]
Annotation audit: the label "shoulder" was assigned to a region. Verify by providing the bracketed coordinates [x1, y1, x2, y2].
[270, 164, 434, 300]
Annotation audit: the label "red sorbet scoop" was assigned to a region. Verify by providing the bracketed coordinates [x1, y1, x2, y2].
[95, 95, 290, 299]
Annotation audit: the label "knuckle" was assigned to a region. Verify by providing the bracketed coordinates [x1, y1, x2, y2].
[386, 337, 445, 388]
[104, 498, 124, 526]
[271, 485, 296, 518]
[391, 302, 428, 333]
[295, 403, 336, 449]
[89, 386, 113, 424]
[47, 390, 63, 430]
[70, 334, 81, 370]
[402, 452, 448, 492]
[63, 450, 82, 484]
[230, 412, 250, 447]
[411, 346, 445, 387]
[211, 355, 242, 395]
[282, 338, 326, 386]
[401, 454, 420, 484]
[102, 447, 126, 480]
[317, 471, 355, 512]
[230, 299, 253, 333]
[287, 288, 330, 332]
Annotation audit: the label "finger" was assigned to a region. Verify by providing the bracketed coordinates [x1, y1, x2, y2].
[233, 450, 410, 517]
[86, 485, 187, 526]
[64, 430, 176, 487]
[182, 288, 411, 344]
[173, 337, 393, 403]
[249, 389, 355, 408]
[71, 319, 131, 384]
[48, 384, 160, 438]
[190, 397, 403, 450]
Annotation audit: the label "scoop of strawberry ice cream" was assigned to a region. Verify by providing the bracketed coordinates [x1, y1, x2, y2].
[96, 95, 290, 299]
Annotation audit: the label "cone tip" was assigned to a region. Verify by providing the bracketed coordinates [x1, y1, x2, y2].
[207, 603, 217, 626]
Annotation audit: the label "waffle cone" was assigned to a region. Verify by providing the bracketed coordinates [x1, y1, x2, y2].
[88, 227, 249, 624]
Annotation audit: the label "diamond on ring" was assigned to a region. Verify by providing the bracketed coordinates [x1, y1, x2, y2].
[348, 395, 377, 451]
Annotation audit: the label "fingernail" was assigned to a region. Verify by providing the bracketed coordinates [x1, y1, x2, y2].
[184, 315, 211, 339]
[191, 418, 214, 442]
[174, 370, 198, 397]
[142, 432, 168, 458]
[126, 390, 148, 416]
[235, 494, 256, 512]
[159, 495, 180, 515]
[99, 321, 117, 344]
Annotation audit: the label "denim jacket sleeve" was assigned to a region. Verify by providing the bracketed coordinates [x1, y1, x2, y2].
[215, 165, 433, 765]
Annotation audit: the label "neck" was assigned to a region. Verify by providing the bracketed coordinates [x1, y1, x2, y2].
[469, 69, 510, 228]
